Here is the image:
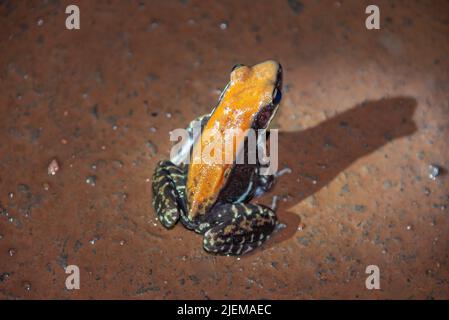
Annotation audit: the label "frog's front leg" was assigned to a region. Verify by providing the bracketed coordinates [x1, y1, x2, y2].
[253, 170, 276, 198]
[170, 114, 210, 166]
[202, 203, 277, 255]
[152, 160, 187, 228]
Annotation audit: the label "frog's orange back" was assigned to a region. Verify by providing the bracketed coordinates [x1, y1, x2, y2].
[186, 60, 280, 218]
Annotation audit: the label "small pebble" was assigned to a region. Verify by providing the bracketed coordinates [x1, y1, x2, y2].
[383, 180, 393, 189]
[219, 21, 229, 30]
[23, 281, 32, 291]
[89, 236, 100, 245]
[112, 160, 124, 168]
[0, 272, 11, 282]
[42, 182, 50, 191]
[37, 18, 44, 26]
[119, 240, 126, 246]
[47, 159, 60, 176]
[428, 164, 441, 180]
[8, 248, 16, 256]
[406, 225, 412, 231]
[8, 192, 14, 199]
[85, 176, 97, 186]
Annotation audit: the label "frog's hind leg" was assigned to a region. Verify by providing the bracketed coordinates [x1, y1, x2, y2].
[152, 160, 187, 228]
[203, 203, 277, 255]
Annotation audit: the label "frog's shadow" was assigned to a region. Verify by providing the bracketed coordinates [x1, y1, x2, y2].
[256, 96, 418, 255]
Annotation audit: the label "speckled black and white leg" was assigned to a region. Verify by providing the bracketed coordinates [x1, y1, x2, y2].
[202, 203, 277, 255]
[152, 160, 187, 228]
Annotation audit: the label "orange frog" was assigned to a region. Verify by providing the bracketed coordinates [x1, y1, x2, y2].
[152, 60, 282, 255]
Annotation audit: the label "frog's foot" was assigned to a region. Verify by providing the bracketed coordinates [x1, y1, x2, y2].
[152, 160, 187, 228]
[253, 167, 292, 198]
[202, 203, 277, 255]
[253, 173, 275, 198]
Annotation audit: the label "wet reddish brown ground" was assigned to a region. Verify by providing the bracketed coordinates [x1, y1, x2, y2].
[1, 0, 449, 299]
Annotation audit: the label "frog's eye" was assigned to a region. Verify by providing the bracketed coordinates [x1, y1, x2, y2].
[231, 64, 245, 71]
[272, 88, 282, 105]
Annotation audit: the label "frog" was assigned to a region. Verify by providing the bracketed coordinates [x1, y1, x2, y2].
[152, 60, 283, 255]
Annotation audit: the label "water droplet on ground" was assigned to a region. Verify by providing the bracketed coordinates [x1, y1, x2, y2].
[47, 159, 60, 176]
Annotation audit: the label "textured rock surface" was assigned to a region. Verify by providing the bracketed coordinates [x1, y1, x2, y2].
[0, 0, 448, 299]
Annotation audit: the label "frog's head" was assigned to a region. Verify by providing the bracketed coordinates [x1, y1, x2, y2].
[228, 60, 283, 131]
